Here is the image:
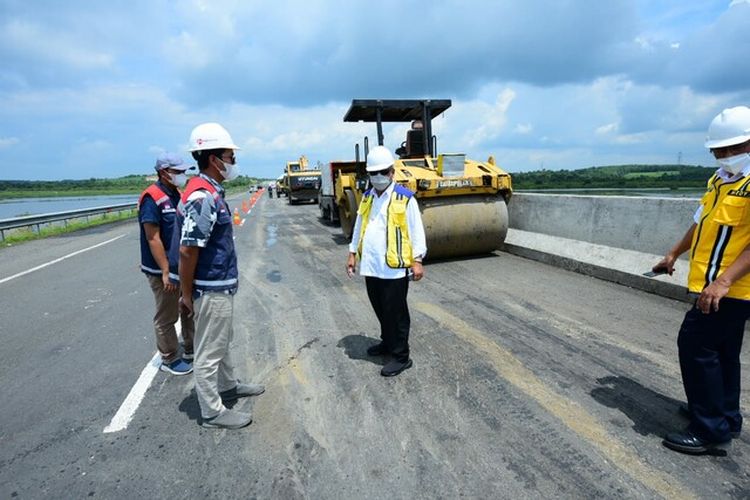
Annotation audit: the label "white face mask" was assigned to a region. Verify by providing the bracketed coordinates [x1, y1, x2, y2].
[171, 172, 187, 187]
[218, 158, 240, 181]
[717, 153, 750, 175]
[369, 173, 391, 191]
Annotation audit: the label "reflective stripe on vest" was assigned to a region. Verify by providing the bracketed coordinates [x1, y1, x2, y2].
[180, 176, 220, 205]
[356, 185, 414, 269]
[138, 184, 171, 209]
[689, 173, 750, 299]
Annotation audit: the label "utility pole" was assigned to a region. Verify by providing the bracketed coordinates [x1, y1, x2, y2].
[677, 151, 682, 165]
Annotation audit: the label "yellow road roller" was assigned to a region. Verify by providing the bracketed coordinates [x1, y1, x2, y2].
[338, 99, 512, 259]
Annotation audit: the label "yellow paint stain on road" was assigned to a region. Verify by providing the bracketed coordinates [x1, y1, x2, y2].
[288, 358, 309, 386]
[415, 302, 694, 500]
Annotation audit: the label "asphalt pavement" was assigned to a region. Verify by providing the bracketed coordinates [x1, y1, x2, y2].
[0, 192, 748, 499]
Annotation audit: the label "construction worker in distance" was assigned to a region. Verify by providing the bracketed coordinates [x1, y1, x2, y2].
[346, 145, 427, 377]
[138, 152, 195, 375]
[178, 122, 265, 430]
[655, 106, 750, 455]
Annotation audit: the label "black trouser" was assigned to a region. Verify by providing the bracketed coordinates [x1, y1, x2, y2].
[365, 276, 410, 362]
[678, 298, 748, 442]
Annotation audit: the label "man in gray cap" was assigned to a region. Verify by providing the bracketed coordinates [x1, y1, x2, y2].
[138, 152, 195, 375]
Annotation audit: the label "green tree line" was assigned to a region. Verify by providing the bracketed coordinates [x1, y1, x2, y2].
[512, 164, 715, 190]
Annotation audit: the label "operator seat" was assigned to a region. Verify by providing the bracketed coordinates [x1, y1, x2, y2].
[405, 129, 425, 157]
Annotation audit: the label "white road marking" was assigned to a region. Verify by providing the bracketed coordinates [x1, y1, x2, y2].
[104, 318, 185, 433]
[103, 352, 161, 433]
[0, 234, 126, 285]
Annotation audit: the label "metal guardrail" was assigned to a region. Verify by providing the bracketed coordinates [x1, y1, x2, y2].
[0, 202, 137, 241]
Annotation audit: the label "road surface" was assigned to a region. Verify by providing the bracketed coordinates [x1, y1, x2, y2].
[0, 193, 748, 499]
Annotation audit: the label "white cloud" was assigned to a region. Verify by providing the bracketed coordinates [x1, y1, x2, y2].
[460, 89, 516, 148]
[596, 123, 619, 135]
[514, 123, 533, 135]
[0, 137, 20, 149]
[1, 20, 113, 69]
[1, 1, 747, 179]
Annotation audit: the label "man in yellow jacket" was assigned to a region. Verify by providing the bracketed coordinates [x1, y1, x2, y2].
[655, 106, 750, 454]
[346, 146, 427, 377]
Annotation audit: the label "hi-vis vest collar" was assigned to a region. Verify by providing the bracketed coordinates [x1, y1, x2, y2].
[689, 173, 750, 299]
[138, 182, 177, 209]
[181, 174, 221, 205]
[356, 184, 415, 269]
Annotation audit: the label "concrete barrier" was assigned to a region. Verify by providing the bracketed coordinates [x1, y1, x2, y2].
[504, 192, 702, 302]
[508, 193, 699, 256]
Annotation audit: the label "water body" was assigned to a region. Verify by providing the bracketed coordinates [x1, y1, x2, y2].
[0, 194, 138, 219]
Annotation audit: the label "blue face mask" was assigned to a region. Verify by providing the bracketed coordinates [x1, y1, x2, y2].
[170, 172, 187, 187]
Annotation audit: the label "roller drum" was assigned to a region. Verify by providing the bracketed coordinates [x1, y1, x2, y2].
[419, 195, 508, 259]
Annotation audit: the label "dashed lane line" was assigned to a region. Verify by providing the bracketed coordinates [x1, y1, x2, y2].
[414, 302, 694, 500]
[0, 234, 126, 285]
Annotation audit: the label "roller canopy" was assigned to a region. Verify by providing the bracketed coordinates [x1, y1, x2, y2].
[344, 99, 452, 122]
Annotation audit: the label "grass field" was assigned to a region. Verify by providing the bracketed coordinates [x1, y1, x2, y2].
[622, 171, 680, 179]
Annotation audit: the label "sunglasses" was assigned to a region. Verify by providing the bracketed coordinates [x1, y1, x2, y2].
[370, 167, 392, 176]
[214, 153, 236, 165]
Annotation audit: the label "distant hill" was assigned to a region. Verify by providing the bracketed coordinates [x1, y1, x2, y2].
[512, 164, 716, 190]
[0, 174, 266, 199]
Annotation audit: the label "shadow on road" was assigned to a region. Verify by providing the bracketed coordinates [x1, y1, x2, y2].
[331, 233, 350, 246]
[178, 388, 239, 426]
[337, 334, 387, 366]
[590, 375, 686, 437]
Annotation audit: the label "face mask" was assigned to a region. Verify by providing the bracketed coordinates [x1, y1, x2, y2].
[717, 153, 750, 175]
[218, 159, 240, 181]
[369, 173, 391, 191]
[170, 173, 187, 187]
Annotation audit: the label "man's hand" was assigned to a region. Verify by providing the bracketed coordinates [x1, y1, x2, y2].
[180, 295, 194, 318]
[346, 253, 356, 278]
[698, 277, 730, 314]
[162, 272, 177, 293]
[653, 253, 677, 276]
[412, 261, 424, 281]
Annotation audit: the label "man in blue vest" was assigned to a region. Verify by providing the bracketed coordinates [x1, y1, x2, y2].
[138, 152, 195, 375]
[346, 146, 427, 377]
[178, 123, 265, 430]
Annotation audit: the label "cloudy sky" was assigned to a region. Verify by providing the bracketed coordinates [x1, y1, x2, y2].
[1, 0, 749, 180]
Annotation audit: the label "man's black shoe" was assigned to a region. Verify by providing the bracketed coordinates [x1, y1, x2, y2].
[662, 430, 731, 455]
[380, 359, 412, 377]
[677, 404, 741, 438]
[366, 343, 387, 356]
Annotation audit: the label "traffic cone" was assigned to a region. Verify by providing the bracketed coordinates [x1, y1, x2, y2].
[233, 208, 241, 225]
[242, 200, 249, 213]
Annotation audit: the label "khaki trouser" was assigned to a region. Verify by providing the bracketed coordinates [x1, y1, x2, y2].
[193, 292, 238, 419]
[147, 274, 195, 363]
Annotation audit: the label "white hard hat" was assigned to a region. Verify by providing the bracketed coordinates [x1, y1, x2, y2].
[366, 145, 395, 172]
[188, 122, 240, 152]
[705, 106, 750, 149]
